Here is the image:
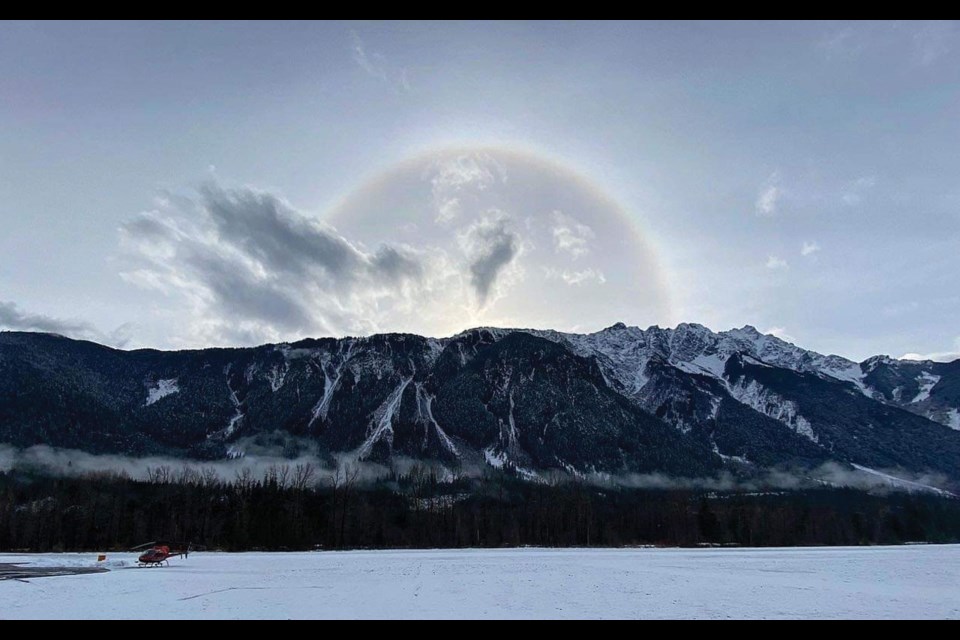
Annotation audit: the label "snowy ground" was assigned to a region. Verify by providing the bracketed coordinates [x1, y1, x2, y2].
[1, 546, 958, 619]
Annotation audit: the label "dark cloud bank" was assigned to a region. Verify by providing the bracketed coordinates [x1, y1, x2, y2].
[120, 182, 527, 345]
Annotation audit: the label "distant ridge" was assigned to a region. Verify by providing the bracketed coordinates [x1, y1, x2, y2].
[1, 324, 959, 484]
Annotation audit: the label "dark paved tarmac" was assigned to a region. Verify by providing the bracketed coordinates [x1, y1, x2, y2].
[0, 562, 108, 581]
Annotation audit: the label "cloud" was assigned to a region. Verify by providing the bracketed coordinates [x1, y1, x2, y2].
[766, 256, 788, 270]
[0, 300, 97, 337]
[200, 184, 422, 286]
[0, 300, 131, 347]
[120, 182, 435, 345]
[544, 267, 606, 286]
[913, 21, 954, 66]
[818, 22, 954, 67]
[588, 461, 952, 495]
[842, 176, 876, 206]
[551, 211, 595, 259]
[457, 211, 521, 306]
[430, 153, 503, 223]
[801, 241, 820, 256]
[817, 27, 867, 60]
[881, 301, 919, 317]
[350, 30, 410, 92]
[901, 338, 960, 363]
[765, 326, 797, 343]
[755, 173, 782, 216]
[0, 442, 409, 487]
[756, 186, 780, 216]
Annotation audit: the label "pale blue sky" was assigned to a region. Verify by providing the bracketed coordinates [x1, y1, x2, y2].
[0, 21, 957, 361]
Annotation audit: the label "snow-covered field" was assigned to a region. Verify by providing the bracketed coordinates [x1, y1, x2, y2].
[1, 546, 958, 619]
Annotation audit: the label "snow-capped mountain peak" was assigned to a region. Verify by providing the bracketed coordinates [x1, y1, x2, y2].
[514, 322, 958, 429]
[2, 325, 960, 482]
[530, 322, 858, 390]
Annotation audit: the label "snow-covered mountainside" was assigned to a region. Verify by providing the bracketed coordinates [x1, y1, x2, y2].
[1, 325, 959, 483]
[528, 323, 959, 429]
[530, 322, 865, 392]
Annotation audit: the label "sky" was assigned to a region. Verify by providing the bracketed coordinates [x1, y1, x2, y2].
[0, 20, 958, 362]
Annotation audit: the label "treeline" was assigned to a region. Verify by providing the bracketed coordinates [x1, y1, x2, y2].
[2, 466, 960, 552]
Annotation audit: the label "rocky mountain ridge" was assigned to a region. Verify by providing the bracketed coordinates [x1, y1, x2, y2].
[1, 324, 958, 484]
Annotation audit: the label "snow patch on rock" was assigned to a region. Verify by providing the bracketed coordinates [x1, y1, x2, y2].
[712, 441, 750, 465]
[484, 446, 507, 469]
[726, 378, 818, 443]
[911, 372, 941, 404]
[309, 341, 356, 428]
[415, 383, 459, 457]
[851, 464, 953, 497]
[145, 379, 179, 406]
[947, 409, 960, 431]
[357, 376, 412, 460]
[266, 364, 288, 392]
[208, 364, 243, 440]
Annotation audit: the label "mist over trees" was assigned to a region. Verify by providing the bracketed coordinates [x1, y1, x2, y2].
[2, 464, 960, 552]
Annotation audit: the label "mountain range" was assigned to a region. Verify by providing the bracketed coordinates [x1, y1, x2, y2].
[1, 324, 959, 485]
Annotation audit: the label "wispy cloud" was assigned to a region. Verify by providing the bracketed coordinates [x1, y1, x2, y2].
[901, 337, 960, 363]
[801, 241, 821, 257]
[817, 27, 866, 60]
[0, 300, 130, 347]
[551, 211, 595, 259]
[913, 21, 954, 66]
[755, 173, 782, 216]
[882, 301, 919, 317]
[0, 300, 95, 337]
[544, 267, 606, 286]
[765, 326, 797, 343]
[766, 256, 788, 270]
[350, 30, 410, 92]
[120, 182, 439, 345]
[842, 176, 877, 206]
[430, 153, 504, 223]
[817, 22, 954, 67]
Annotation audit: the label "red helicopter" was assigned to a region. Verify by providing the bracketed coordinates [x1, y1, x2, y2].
[131, 541, 192, 567]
